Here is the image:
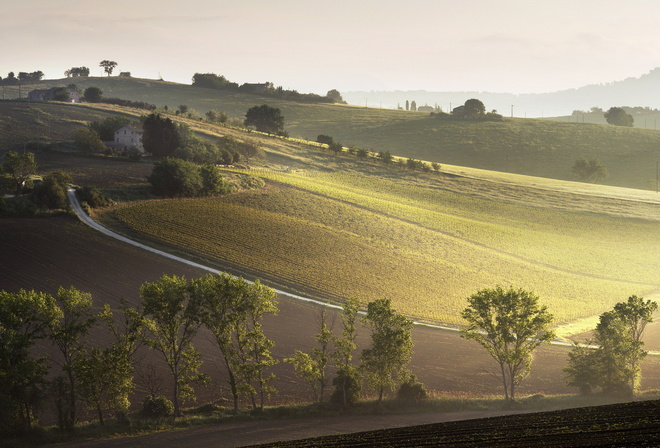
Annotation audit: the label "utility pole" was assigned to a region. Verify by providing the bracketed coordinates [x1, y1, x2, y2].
[657, 161, 659, 193]
[511, 105, 514, 118]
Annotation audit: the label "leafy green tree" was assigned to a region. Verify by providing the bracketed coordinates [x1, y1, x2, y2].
[0, 290, 61, 433]
[142, 113, 181, 157]
[595, 295, 657, 395]
[331, 297, 361, 407]
[461, 286, 555, 401]
[316, 134, 334, 146]
[564, 341, 602, 395]
[572, 158, 608, 183]
[464, 98, 486, 119]
[200, 164, 232, 196]
[99, 60, 117, 76]
[237, 139, 264, 164]
[361, 298, 414, 403]
[378, 151, 393, 164]
[147, 157, 202, 197]
[83, 86, 103, 103]
[244, 104, 285, 134]
[193, 274, 278, 412]
[326, 89, 344, 103]
[604, 107, 634, 127]
[74, 128, 105, 152]
[48, 287, 97, 430]
[2, 151, 37, 195]
[52, 87, 71, 102]
[140, 275, 206, 417]
[286, 309, 333, 402]
[31, 170, 72, 209]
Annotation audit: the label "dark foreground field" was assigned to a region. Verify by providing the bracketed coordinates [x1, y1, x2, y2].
[251, 399, 660, 447]
[3, 216, 660, 445]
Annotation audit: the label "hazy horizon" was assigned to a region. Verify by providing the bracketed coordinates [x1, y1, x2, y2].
[3, 0, 660, 96]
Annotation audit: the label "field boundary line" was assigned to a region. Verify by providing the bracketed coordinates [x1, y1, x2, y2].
[67, 189, 660, 354]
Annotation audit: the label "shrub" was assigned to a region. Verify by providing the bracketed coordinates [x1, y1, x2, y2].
[330, 366, 361, 408]
[76, 186, 113, 208]
[397, 374, 428, 402]
[142, 395, 174, 418]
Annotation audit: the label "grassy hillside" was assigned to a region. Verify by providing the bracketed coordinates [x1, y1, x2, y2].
[12, 76, 660, 190]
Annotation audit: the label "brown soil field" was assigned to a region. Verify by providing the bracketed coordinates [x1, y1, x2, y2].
[3, 216, 660, 411]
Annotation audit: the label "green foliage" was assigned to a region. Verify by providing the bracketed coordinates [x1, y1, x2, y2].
[99, 60, 117, 76]
[464, 98, 486, 119]
[0, 290, 61, 434]
[89, 115, 131, 141]
[84, 87, 103, 103]
[285, 310, 332, 402]
[2, 151, 37, 195]
[604, 107, 634, 127]
[74, 127, 106, 152]
[147, 157, 202, 197]
[397, 374, 428, 402]
[140, 275, 207, 417]
[244, 104, 285, 134]
[572, 158, 608, 183]
[52, 87, 71, 102]
[461, 286, 554, 401]
[31, 170, 72, 209]
[142, 113, 181, 157]
[200, 164, 232, 196]
[595, 296, 657, 395]
[192, 273, 278, 412]
[361, 298, 414, 403]
[237, 139, 265, 164]
[76, 186, 113, 208]
[142, 395, 174, 418]
[564, 341, 601, 395]
[330, 365, 362, 408]
[48, 286, 97, 430]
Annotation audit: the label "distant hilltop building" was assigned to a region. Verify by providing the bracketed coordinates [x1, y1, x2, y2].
[28, 87, 80, 103]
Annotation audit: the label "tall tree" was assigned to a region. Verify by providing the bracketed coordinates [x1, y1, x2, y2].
[0, 290, 61, 433]
[360, 298, 414, 403]
[331, 297, 361, 408]
[286, 309, 333, 402]
[48, 287, 97, 430]
[244, 104, 285, 134]
[99, 60, 118, 76]
[140, 275, 206, 417]
[2, 151, 37, 195]
[461, 286, 554, 401]
[193, 274, 278, 412]
[464, 98, 486, 118]
[83, 86, 103, 103]
[142, 113, 181, 157]
[595, 295, 657, 395]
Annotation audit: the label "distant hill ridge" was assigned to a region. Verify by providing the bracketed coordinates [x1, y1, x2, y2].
[343, 68, 660, 118]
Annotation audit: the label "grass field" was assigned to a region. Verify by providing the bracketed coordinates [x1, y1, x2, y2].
[10, 76, 660, 189]
[99, 169, 660, 327]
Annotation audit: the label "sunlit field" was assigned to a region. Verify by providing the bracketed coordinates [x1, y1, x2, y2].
[103, 169, 660, 327]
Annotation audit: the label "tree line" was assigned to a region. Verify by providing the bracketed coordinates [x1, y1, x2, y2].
[0, 71, 44, 85]
[1, 269, 655, 436]
[191, 73, 345, 105]
[0, 274, 417, 435]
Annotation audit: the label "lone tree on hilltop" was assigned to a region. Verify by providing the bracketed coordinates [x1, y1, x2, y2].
[244, 104, 285, 134]
[604, 107, 634, 127]
[461, 286, 554, 401]
[464, 98, 486, 119]
[99, 60, 117, 76]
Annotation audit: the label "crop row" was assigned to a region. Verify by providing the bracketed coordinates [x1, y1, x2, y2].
[110, 182, 642, 325]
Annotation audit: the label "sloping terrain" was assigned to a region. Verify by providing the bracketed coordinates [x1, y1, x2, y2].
[9, 77, 660, 188]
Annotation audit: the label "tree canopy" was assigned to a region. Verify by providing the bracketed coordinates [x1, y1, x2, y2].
[244, 105, 285, 134]
[142, 113, 181, 157]
[461, 286, 554, 401]
[572, 158, 608, 183]
[604, 107, 634, 127]
[99, 60, 118, 76]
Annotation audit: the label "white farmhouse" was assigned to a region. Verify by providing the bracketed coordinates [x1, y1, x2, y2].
[113, 125, 144, 152]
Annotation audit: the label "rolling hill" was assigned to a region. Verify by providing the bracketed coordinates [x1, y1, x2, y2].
[5, 76, 660, 190]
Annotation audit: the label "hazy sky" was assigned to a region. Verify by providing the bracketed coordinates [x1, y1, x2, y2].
[3, 0, 660, 95]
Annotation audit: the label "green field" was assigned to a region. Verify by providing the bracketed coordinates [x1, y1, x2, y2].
[4, 94, 660, 331]
[9, 76, 660, 189]
[101, 166, 660, 328]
